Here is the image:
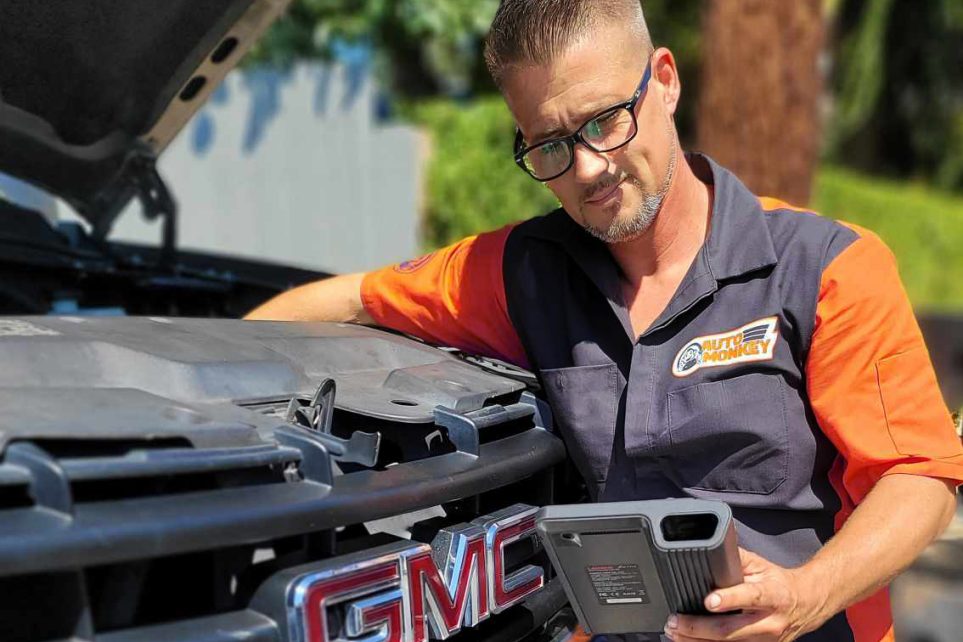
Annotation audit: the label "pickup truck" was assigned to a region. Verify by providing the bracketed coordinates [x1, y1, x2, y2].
[0, 2, 579, 641]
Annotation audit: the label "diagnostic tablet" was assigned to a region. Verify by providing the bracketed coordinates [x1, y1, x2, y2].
[536, 499, 742, 635]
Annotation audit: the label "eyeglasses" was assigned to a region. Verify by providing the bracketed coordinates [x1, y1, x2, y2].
[513, 61, 652, 182]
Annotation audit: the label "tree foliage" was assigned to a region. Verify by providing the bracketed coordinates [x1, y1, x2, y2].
[247, 0, 500, 96]
[403, 99, 557, 249]
[829, 0, 963, 190]
[247, 0, 702, 102]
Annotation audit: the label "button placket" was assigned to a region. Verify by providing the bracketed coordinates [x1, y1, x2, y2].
[622, 341, 661, 457]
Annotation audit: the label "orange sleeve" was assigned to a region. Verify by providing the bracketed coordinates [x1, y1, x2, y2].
[360, 224, 529, 369]
[807, 224, 963, 506]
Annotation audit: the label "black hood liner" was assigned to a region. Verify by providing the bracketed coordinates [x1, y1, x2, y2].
[0, 0, 264, 228]
[0, 0, 246, 145]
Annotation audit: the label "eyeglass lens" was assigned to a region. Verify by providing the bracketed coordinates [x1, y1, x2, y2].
[522, 106, 637, 180]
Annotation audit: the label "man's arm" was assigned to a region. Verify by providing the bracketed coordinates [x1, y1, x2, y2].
[793, 473, 955, 627]
[244, 227, 528, 367]
[244, 273, 373, 324]
[667, 474, 956, 641]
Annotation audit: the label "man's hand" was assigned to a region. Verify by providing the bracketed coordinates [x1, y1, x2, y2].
[666, 474, 956, 640]
[664, 548, 828, 642]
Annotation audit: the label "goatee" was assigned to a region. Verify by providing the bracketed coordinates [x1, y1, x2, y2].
[582, 138, 678, 244]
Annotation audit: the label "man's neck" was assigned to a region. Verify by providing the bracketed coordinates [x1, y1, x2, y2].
[607, 151, 712, 287]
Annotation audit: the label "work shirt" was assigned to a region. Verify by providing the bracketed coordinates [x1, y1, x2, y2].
[361, 154, 963, 641]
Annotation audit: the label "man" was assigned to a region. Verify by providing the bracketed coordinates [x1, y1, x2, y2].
[247, 1, 963, 639]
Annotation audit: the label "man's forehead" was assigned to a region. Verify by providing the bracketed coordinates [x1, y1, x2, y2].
[501, 29, 646, 141]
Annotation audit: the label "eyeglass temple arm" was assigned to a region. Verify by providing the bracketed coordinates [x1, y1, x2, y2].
[632, 63, 653, 103]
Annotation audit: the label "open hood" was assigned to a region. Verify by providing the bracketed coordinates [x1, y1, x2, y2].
[0, 0, 291, 238]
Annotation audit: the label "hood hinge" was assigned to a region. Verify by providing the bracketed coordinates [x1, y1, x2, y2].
[128, 152, 178, 266]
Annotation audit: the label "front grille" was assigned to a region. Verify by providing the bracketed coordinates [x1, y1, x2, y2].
[0, 439, 303, 509]
[0, 393, 567, 642]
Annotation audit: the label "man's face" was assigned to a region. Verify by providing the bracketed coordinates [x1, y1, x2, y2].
[502, 23, 679, 243]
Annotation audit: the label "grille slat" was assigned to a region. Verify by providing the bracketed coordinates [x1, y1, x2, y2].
[0, 428, 565, 577]
[60, 444, 302, 481]
[0, 465, 32, 486]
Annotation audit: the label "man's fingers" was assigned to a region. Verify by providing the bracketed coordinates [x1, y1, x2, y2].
[737, 547, 772, 575]
[738, 547, 764, 564]
[663, 623, 717, 642]
[705, 580, 774, 612]
[668, 612, 779, 641]
[664, 632, 715, 642]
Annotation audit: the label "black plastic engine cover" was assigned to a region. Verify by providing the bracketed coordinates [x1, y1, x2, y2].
[0, 317, 525, 452]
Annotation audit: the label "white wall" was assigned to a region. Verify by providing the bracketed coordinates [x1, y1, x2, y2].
[109, 62, 424, 274]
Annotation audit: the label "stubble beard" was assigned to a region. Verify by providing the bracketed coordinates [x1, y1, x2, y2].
[581, 135, 678, 244]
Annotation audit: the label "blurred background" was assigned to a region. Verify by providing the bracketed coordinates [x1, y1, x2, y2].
[222, 0, 963, 310]
[0, 0, 932, 303]
[5, 0, 957, 311]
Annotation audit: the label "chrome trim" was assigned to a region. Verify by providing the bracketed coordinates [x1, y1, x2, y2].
[400, 522, 489, 641]
[474, 504, 545, 614]
[286, 504, 544, 642]
[287, 543, 426, 642]
[344, 588, 405, 642]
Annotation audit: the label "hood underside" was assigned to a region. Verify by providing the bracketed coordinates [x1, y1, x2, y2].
[0, 0, 290, 235]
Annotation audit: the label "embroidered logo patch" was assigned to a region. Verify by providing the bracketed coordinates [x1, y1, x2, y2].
[672, 317, 779, 377]
[394, 252, 436, 274]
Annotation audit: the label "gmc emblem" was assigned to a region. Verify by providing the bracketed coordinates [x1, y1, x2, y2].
[285, 504, 544, 642]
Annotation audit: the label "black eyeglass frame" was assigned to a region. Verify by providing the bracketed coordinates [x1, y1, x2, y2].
[513, 61, 653, 182]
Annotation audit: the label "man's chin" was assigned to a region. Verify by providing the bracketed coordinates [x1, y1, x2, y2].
[583, 212, 654, 244]
[579, 198, 652, 243]
[579, 196, 623, 229]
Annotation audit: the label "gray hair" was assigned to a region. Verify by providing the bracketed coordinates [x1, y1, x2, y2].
[484, 0, 653, 88]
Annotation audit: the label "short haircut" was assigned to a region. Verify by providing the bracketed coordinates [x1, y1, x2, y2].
[484, 0, 652, 88]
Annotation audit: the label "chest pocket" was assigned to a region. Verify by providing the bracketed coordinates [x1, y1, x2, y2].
[665, 373, 789, 495]
[539, 363, 619, 490]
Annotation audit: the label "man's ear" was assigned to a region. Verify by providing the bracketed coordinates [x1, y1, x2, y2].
[652, 47, 681, 117]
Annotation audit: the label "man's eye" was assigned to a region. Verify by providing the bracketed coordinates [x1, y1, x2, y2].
[586, 111, 619, 136]
[537, 141, 566, 158]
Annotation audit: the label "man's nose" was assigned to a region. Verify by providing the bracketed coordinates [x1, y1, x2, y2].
[571, 143, 610, 183]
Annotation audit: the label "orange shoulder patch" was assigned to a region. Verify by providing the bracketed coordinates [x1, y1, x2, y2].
[757, 196, 813, 214]
[360, 225, 528, 368]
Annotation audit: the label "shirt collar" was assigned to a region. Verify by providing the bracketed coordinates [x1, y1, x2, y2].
[694, 153, 778, 281]
[530, 153, 778, 284]
[522, 154, 779, 340]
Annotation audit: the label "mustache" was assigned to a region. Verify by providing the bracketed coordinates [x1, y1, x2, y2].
[582, 173, 628, 203]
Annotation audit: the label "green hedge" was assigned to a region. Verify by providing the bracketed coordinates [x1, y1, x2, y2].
[404, 99, 556, 248]
[813, 167, 963, 311]
[408, 98, 963, 310]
